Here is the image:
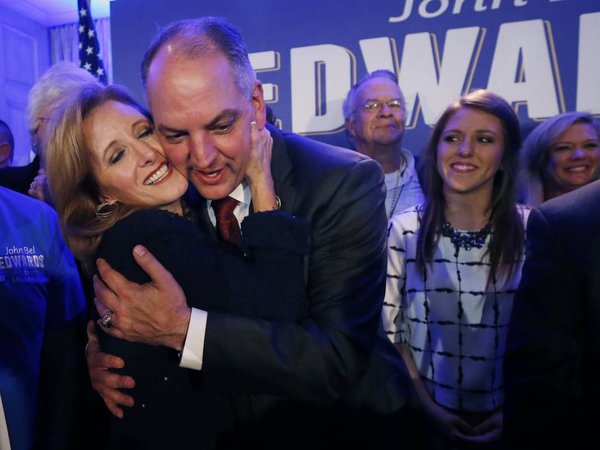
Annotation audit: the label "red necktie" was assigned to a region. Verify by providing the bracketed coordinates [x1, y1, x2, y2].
[211, 196, 241, 246]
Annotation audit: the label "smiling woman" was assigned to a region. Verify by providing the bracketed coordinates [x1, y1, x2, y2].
[519, 111, 600, 207]
[83, 99, 188, 216]
[44, 81, 311, 448]
[44, 83, 179, 268]
[382, 89, 530, 449]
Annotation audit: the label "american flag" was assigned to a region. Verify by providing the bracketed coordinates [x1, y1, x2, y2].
[78, 0, 107, 84]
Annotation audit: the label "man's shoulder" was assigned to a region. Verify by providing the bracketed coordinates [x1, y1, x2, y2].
[271, 128, 382, 193]
[538, 180, 600, 228]
[274, 128, 372, 169]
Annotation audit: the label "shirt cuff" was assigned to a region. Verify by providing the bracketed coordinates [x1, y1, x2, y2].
[179, 307, 207, 370]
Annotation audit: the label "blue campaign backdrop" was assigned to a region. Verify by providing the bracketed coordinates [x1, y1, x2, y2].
[110, 0, 600, 155]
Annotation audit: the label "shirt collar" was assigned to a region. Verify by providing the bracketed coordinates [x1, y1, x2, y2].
[207, 181, 250, 208]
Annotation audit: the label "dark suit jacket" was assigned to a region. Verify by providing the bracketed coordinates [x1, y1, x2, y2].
[503, 180, 600, 449]
[0, 154, 39, 195]
[194, 126, 416, 448]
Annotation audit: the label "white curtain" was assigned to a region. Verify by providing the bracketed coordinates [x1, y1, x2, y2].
[49, 18, 113, 83]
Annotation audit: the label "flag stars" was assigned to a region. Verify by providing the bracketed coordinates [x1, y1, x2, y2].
[78, 0, 107, 84]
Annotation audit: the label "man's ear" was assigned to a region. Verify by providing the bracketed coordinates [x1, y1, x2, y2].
[344, 119, 357, 138]
[251, 81, 267, 129]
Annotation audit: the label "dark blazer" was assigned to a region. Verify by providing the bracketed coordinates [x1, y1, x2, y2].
[0, 154, 39, 195]
[96, 207, 310, 450]
[194, 126, 417, 448]
[503, 180, 600, 449]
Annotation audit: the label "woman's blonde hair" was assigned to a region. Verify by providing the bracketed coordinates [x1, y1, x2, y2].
[519, 111, 600, 206]
[45, 83, 151, 273]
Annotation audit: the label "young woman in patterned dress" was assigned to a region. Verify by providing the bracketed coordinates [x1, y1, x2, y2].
[382, 89, 530, 449]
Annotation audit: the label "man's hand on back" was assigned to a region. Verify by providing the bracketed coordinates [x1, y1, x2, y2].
[93, 244, 191, 351]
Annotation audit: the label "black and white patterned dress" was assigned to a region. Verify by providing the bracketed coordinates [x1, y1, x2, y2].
[382, 204, 530, 413]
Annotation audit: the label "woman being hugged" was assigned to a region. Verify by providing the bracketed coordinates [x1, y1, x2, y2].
[382, 89, 529, 449]
[44, 82, 308, 449]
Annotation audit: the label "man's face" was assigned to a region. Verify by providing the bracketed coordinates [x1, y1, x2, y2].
[146, 51, 266, 200]
[345, 77, 406, 149]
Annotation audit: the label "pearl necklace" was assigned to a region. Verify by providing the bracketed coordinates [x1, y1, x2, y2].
[441, 221, 492, 250]
[387, 166, 406, 219]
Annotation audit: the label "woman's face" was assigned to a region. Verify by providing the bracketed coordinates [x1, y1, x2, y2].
[545, 122, 600, 195]
[436, 107, 505, 200]
[84, 100, 188, 213]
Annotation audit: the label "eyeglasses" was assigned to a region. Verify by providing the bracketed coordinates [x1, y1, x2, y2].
[359, 99, 404, 113]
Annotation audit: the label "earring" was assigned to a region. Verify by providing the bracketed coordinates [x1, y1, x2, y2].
[96, 202, 114, 219]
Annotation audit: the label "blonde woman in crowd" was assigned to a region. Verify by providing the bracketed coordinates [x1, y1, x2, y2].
[519, 111, 600, 206]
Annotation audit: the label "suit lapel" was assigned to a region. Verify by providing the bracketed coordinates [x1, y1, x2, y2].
[269, 125, 298, 214]
[268, 126, 310, 283]
[184, 186, 217, 240]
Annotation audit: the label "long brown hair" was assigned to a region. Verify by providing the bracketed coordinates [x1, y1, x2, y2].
[416, 89, 524, 285]
[45, 83, 150, 273]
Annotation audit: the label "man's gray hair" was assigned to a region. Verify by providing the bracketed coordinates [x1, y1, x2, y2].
[343, 69, 405, 121]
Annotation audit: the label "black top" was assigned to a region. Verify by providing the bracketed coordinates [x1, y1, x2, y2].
[0, 155, 40, 196]
[95, 207, 309, 450]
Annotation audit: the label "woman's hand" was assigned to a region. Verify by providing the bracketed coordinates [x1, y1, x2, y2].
[245, 121, 278, 212]
[463, 410, 503, 444]
[423, 398, 475, 442]
[394, 342, 476, 443]
[28, 168, 47, 202]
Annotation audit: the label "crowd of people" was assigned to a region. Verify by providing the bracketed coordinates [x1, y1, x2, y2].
[0, 15, 599, 450]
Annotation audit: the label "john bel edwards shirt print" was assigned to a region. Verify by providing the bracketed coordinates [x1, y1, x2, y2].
[0, 186, 85, 450]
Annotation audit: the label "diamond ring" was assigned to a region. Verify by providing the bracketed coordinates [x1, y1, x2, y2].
[101, 310, 114, 328]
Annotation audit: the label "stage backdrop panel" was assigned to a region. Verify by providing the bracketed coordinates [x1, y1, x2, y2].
[0, 4, 49, 165]
[110, 0, 600, 155]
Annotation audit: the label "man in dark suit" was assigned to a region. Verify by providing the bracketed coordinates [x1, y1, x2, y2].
[503, 179, 600, 449]
[88, 16, 417, 448]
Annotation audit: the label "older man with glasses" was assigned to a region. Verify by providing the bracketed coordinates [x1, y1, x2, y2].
[344, 70, 424, 220]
